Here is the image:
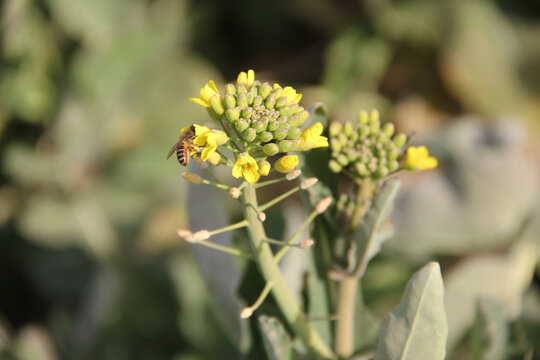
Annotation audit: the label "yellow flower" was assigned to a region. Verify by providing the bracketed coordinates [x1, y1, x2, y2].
[192, 125, 228, 161]
[300, 122, 329, 150]
[232, 153, 260, 183]
[275, 155, 299, 173]
[404, 146, 438, 171]
[258, 160, 271, 176]
[189, 80, 224, 115]
[237, 70, 255, 87]
[273, 83, 302, 104]
[207, 152, 222, 166]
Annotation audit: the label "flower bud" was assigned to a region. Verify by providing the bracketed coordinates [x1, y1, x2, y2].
[299, 239, 314, 249]
[359, 124, 370, 137]
[287, 126, 301, 139]
[259, 82, 272, 99]
[286, 169, 301, 180]
[369, 109, 380, 123]
[236, 118, 249, 132]
[369, 118, 380, 134]
[277, 115, 288, 124]
[207, 152, 221, 165]
[177, 229, 192, 239]
[267, 120, 279, 132]
[387, 146, 400, 161]
[338, 133, 348, 146]
[243, 128, 257, 142]
[193, 230, 210, 241]
[240, 107, 252, 119]
[300, 177, 318, 190]
[330, 139, 342, 153]
[258, 131, 273, 143]
[248, 86, 258, 100]
[272, 87, 283, 99]
[286, 114, 300, 127]
[225, 83, 236, 95]
[329, 160, 342, 173]
[237, 93, 248, 108]
[265, 95, 276, 109]
[275, 96, 288, 108]
[344, 122, 354, 137]
[257, 212, 266, 222]
[375, 166, 389, 178]
[316, 197, 332, 214]
[290, 138, 302, 151]
[273, 128, 288, 140]
[182, 172, 202, 184]
[387, 160, 399, 171]
[297, 110, 309, 126]
[223, 94, 236, 109]
[237, 83, 247, 94]
[278, 140, 293, 152]
[247, 92, 255, 105]
[253, 95, 263, 106]
[278, 108, 289, 119]
[225, 108, 240, 123]
[258, 160, 271, 176]
[263, 143, 279, 156]
[355, 162, 369, 177]
[209, 94, 225, 115]
[254, 121, 267, 133]
[337, 154, 349, 166]
[275, 155, 299, 173]
[240, 307, 253, 319]
[358, 110, 369, 124]
[382, 122, 395, 137]
[329, 122, 342, 137]
[393, 133, 407, 148]
[229, 187, 241, 199]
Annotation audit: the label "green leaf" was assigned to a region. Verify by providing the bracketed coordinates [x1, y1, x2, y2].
[306, 103, 329, 128]
[470, 298, 508, 360]
[354, 179, 400, 276]
[258, 316, 300, 360]
[375, 261, 448, 360]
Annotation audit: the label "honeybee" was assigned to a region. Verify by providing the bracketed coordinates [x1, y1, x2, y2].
[167, 125, 198, 166]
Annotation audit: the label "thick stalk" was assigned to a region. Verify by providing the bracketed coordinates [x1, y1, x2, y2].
[334, 275, 358, 357]
[242, 183, 333, 359]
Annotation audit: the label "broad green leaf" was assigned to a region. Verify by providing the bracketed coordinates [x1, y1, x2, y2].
[470, 298, 508, 360]
[354, 179, 400, 276]
[258, 316, 300, 360]
[306, 102, 329, 128]
[375, 262, 448, 360]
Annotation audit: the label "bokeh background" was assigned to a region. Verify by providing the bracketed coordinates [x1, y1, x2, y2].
[1, 0, 539, 359]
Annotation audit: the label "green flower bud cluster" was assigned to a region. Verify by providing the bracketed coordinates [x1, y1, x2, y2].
[222, 81, 310, 155]
[328, 110, 407, 179]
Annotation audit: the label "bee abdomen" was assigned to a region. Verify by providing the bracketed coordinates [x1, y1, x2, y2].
[177, 145, 189, 166]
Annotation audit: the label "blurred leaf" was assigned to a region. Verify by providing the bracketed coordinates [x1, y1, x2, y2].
[355, 179, 400, 276]
[323, 29, 391, 99]
[470, 298, 508, 360]
[444, 240, 537, 350]
[391, 119, 540, 257]
[373, 0, 445, 46]
[0, 187, 17, 226]
[258, 315, 300, 360]
[375, 262, 447, 360]
[441, 0, 531, 117]
[187, 167, 251, 353]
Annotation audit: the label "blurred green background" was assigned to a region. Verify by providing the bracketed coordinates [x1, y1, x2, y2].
[1, 0, 539, 359]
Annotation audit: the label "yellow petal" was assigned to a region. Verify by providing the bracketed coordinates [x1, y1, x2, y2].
[243, 167, 260, 183]
[189, 97, 210, 107]
[247, 70, 255, 86]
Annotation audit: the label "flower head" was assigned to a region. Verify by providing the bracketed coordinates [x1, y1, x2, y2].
[232, 153, 260, 183]
[404, 146, 438, 171]
[275, 155, 299, 173]
[300, 122, 329, 150]
[189, 80, 224, 115]
[192, 125, 228, 161]
[237, 70, 255, 88]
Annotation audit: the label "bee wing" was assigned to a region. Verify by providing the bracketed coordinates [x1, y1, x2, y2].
[166, 141, 181, 159]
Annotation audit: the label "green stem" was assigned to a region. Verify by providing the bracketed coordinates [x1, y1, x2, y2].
[242, 184, 333, 359]
[258, 186, 300, 212]
[334, 275, 358, 358]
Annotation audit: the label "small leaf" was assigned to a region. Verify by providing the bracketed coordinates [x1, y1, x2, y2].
[306, 103, 329, 128]
[354, 179, 400, 276]
[258, 315, 300, 360]
[375, 261, 448, 360]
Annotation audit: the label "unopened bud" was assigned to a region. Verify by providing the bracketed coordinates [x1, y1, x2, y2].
[358, 110, 369, 124]
[278, 140, 293, 153]
[224, 94, 236, 109]
[301, 177, 318, 190]
[273, 128, 288, 140]
[286, 169, 301, 180]
[287, 126, 301, 139]
[193, 230, 210, 241]
[182, 172, 202, 184]
[252, 120, 265, 133]
[237, 84, 247, 94]
[207, 152, 221, 166]
[265, 95, 276, 109]
[257, 212, 266, 222]
[236, 118, 249, 132]
[209, 94, 225, 115]
[393, 133, 407, 148]
[369, 118, 380, 134]
[177, 229, 192, 239]
[299, 239, 314, 249]
[259, 82, 272, 99]
[329, 159, 342, 173]
[240, 307, 254, 319]
[240, 107, 253, 119]
[225, 108, 240, 123]
[258, 131, 273, 143]
[316, 197, 332, 214]
[344, 122, 354, 137]
[272, 87, 283, 99]
[382, 122, 395, 137]
[387, 159, 399, 171]
[337, 154, 349, 166]
[297, 110, 309, 125]
[225, 83, 236, 95]
[275, 96, 288, 108]
[243, 128, 257, 142]
[262, 143, 280, 156]
[289, 114, 302, 127]
[329, 122, 342, 137]
[258, 160, 271, 176]
[237, 93, 248, 108]
[229, 187, 241, 199]
[247, 91, 255, 106]
[267, 119, 279, 132]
